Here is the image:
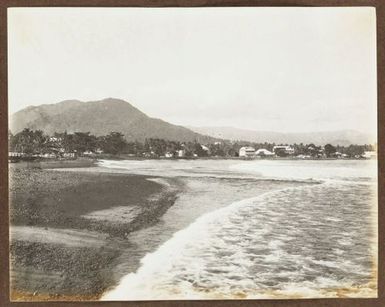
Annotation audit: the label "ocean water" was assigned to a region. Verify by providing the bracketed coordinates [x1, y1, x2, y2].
[99, 159, 377, 300]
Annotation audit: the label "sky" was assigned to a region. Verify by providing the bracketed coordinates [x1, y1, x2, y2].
[8, 7, 377, 134]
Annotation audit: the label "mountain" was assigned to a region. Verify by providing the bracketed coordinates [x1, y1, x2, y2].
[187, 126, 376, 146]
[10, 99, 375, 145]
[10, 98, 217, 143]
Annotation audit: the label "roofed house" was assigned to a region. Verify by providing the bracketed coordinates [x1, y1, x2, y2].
[239, 146, 256, 158]
[255, 148, 274, 157]
[177, 149, 186, 158]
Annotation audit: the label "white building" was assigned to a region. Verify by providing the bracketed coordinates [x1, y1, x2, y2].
[255, 148, 274, 157]
[362, 151, 377, 159]
[63, 152, 76, 158]
[239, 146, 256, 158]
[201, 145, 210, 152]
[178, 149, 186, 158]
[9, 152, 24, 157]
[42, 153, 57, 158]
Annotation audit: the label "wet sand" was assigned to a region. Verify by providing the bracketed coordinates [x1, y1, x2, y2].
[9, 161, 180, 301]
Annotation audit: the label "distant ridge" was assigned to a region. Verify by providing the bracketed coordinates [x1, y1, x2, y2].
[10, 99, 375, 145]
[10, 98, 217, 143]
[187, 126, 376, 146]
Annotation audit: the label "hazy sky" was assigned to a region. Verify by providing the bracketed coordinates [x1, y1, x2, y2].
[8, 7, 377, 134]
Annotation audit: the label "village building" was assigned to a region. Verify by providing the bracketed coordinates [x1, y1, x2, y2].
[331, 151, 342, 158]
[362, 151, 376, 159]
[42, 153, 57, 158]
[255, 148, 274, 157]
[177, 149, 186, 158]
[9, 152, 24, 158]
[239, 146, 256, 158]
[201, 145, 210, 153]
[63, 152, 76, 158]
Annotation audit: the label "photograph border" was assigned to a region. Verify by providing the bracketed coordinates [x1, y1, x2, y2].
[0, 1, 383, 306]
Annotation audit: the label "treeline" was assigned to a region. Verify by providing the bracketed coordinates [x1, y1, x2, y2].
[8, 128, 375, 158]
[9, 129, 128, 156]
[284, 143, 374, 158]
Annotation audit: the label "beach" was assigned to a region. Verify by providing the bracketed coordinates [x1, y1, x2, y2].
[9, 160, 180, 301]
[9, 158, 378, 301]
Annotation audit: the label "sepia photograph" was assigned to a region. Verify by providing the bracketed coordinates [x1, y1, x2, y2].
[7, 7, 378, 301]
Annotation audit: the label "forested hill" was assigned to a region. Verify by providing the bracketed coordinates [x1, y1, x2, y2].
[10, 98, 217, 143]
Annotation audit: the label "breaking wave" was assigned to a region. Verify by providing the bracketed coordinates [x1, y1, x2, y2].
[100, 159, 377, 300]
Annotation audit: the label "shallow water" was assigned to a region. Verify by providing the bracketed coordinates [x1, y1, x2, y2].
[98, 159, 377, 300]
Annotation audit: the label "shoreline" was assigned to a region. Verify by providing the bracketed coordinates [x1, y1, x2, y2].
[9, 162, 181, 301]
[9, 157, 98, 169]
[8, 158, 377, 301]
[8, 155, 374, 165]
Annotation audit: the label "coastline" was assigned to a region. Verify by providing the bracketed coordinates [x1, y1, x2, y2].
[8, 155, 373, 165]
[9, 160, 181, 301]
[8, 158, 377, 301]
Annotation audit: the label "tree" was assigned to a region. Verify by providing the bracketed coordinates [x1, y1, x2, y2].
[345, 145, 365, 157]
[274, 148, 288, 157]
[208, 143, 226, 157]
[8, 132, 14, 151]
[98, 132, 127, 154]
[306, 143, 321, 157]
[293, 143, 306, 155]
[324, 144, 337, 157]
[50, 131, 97, 155]
[193, 143, 207, 157]
[52, 132, 74, 153]
[72, 132, 97, 154]
[11, 129, 48, 154]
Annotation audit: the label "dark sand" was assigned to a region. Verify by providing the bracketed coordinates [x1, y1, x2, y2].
[9, 160, 180, 301]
